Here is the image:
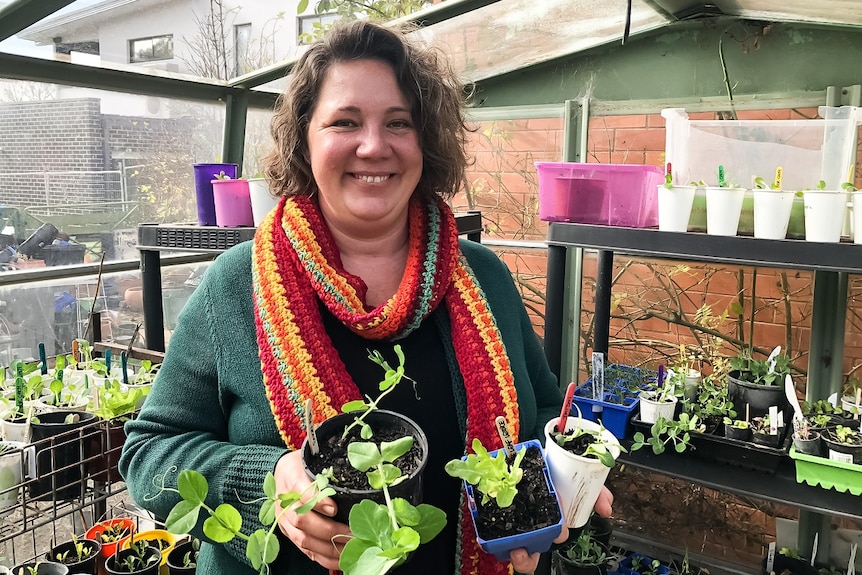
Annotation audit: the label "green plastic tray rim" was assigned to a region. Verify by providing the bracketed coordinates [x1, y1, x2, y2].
[788, 446, 862, 495]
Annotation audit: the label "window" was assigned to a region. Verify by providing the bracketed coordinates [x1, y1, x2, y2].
[234, 23, 252, 76]
[297, 13, 339, 45]
[129, 35, 173, 63]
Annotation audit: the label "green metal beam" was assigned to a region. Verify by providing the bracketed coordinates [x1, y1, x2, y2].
[0, 52, 278, 109]
[223, 92, 249, 175]
[0, 0, 76, 43]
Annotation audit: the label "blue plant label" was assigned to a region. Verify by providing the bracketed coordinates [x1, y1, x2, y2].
[592, 353, 604, 401]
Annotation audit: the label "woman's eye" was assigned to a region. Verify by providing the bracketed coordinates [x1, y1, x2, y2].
[390, 119, 412, 129]
[330, 119, 356, 127]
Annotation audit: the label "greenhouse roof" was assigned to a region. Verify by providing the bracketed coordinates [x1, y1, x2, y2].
[0, 0, 860, 104]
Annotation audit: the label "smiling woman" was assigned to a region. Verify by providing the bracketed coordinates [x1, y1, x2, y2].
[119, 20, 603, 575]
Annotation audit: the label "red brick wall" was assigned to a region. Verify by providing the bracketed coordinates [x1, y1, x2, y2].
[457, 108, 862, 387]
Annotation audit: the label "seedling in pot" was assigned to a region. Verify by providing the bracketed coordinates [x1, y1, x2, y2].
[340, 346, 416, 440]
[445, 437, 526, 507]
[632, 413, 703, 455]
[54, 534, 95, 564]
[548, 409, 623, 468]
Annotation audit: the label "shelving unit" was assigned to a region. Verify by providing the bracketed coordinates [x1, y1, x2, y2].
[136, 212, 484, 352]
[542, 222, 862, 560]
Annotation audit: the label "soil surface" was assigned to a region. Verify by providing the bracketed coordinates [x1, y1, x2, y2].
[304, 419, 424, 489]
[473, 445, 561, 541]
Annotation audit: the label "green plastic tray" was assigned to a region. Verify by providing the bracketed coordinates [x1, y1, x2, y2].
[788, 446, 862, 495]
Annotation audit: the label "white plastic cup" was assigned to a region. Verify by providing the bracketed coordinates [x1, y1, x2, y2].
[657, 185, 696, 232]
[752, 189, 795, 239]
[803, 190, 847, 243]
[543, 417, 619, 528]
[248, 178, 280, 226]
[705, 186, 746, 236]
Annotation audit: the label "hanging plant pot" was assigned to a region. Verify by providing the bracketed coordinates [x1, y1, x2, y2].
[302, 409, 429, 524]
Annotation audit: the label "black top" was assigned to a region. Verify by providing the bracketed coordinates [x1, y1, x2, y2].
[319, 302, 463, 574]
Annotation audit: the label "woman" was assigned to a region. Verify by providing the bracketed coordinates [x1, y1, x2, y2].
[120, 20, 610, 575]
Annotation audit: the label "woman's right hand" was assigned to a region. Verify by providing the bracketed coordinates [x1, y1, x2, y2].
[274, 450, 351, 571]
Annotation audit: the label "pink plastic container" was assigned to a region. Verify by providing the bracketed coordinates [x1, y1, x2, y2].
[535, 162, 664, 227]
[212, 178, 254, 227]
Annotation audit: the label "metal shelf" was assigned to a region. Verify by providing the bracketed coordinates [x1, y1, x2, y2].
[618, 445, 862, 521]
[547, 224, 862, 274]
[136, 212, 483, 351]
[543, 222, 861, 524]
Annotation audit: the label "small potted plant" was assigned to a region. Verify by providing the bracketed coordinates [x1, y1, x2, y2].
[551, 528, 610, 575]
[752, 170, 795, 240]
[619, 552, 671, 575]
[726, 345, 792, 418]
[445, 435, 564, 560]
[105, 537, 161, 575]
[46, 534, 101, 575]
[121, 529, 176, 570]
[722, 417, 752, 441]
[166, 537, 198, 574]
[820, 425, 862, 464]
[657, 166, 697, 233]
[791, 418, 822, 456]
[85, 518, 136, 562]
[543, 402, 622, 529]
[10, 561, 69, 575]
[631, 412, 703, 455]
[751, 414, 783, 448]
[638, 367, 678, 425]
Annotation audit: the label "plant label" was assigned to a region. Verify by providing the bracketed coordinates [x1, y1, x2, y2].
[304, 398, 319, 456]
[495, 416, 515, 457]
[592, 352, 604, 401]
[766, 542, 776, 574]
[768, 405, 780, 435]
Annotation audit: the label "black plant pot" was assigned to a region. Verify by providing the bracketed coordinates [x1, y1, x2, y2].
[302, 409, 429, 524]
[29, 411, 99, 501]
[46, 538, 102, 574]
[752, 429, 782, 448]
[724, 425, 752, 442]
[820, 428, 862, 464]
[105, 546, 161, 575]
[166, 540, 197, 574]
[10, 561, 69, 575]
[760, 554, 817, 575]
[586, 514, 613, 548]
[792, 432, 822, 456]
[726, 371, 790, 420]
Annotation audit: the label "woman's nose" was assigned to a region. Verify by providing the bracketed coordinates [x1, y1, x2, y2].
[356, 126, 390, 157]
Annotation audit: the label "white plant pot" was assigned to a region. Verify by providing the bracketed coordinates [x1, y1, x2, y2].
[852, 192, 862, 245]
[752, 189, 795, 239]
[657, 185, 697, 232]
[668, 368, 702, 402]
[841, 395, 861, 417]
[543, 417, 619, 529]
[638, 392, 678, 424]
[0, 416, 31, 443]
[0, 441, 34, 517]
[248, 177, 280, 227]
[705, 186, 745, 236]
[803, 190, 847, 243]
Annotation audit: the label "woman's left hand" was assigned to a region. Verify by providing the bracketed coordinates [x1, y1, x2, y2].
[507, 485, 613, 573]
[508, 526, 569, 574]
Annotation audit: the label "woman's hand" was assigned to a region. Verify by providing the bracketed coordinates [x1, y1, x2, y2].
[509, 526, 569, 574]
[593, 485, 614, 517]
[507, 485, 613, 574]
[274, 450, 351, 570]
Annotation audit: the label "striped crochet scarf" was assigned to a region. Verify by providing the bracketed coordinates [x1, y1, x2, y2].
[252, 194, 518, 575]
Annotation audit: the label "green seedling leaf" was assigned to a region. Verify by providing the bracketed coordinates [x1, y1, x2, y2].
[177, 469, 208, 504]
[247, 529, 279, 569]
[341, 399, 368, 413]
[165, 500, 201, 535]
[380, 436, 413, 462]
[203, 504, 242, 542]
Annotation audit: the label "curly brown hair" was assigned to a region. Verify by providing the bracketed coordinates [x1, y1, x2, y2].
[262, 19, 472, 202]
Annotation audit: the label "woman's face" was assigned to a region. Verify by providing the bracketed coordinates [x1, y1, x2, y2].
[307, 58, 422, 235]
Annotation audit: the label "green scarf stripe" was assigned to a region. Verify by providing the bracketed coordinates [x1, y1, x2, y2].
[405, 203, 443, 332]
[283, 224, 356, 311]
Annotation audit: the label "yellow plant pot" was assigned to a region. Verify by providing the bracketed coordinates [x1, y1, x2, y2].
[122, 528, 177, 568]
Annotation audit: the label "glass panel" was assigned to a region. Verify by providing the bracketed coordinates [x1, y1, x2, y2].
[417, 0, 670, 81]
[0, 79, 226, 265]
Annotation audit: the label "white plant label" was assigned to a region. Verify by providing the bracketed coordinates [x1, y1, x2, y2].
[304, 398, 319, 456]
[828, 449, 853, 464]
[592, 352, 604, 402]
[768, 405, 779, 435]
[766, 541, 776, 574]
